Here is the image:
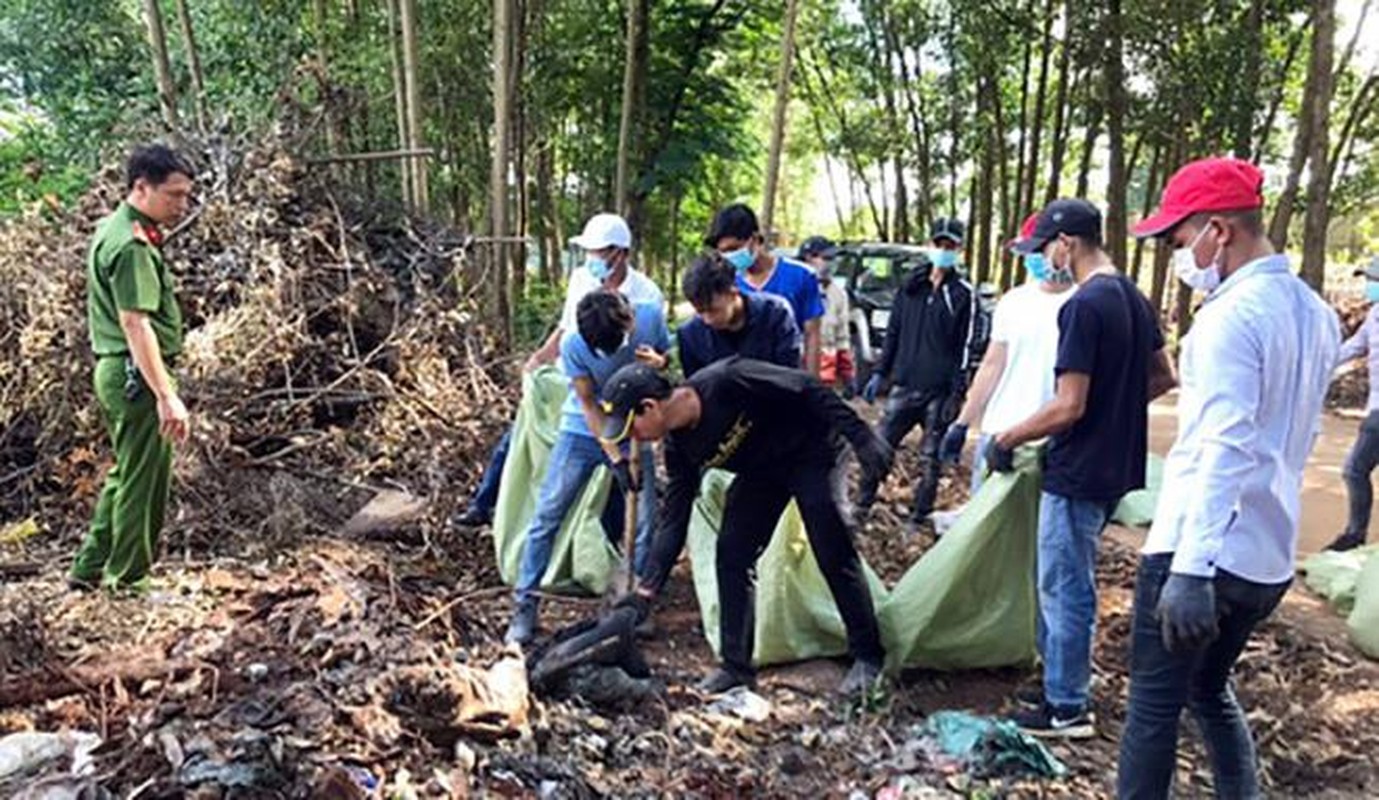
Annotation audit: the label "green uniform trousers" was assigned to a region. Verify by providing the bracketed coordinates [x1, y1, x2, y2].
[71, 356, 173, 590]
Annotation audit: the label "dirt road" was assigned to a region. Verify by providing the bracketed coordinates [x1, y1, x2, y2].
[1147, 393, 1362, 554]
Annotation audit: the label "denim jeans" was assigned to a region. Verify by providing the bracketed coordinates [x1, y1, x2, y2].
[514, 432, 655, 602]
[467, 427, 514, 516]
[970, 433, 992, 497]
[1037, 491, 1116, 711]
[1342, 410, 1379, 540]
[1116, 553, 1288, 799]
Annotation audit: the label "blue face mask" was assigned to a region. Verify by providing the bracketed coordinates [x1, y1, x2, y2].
[1367, 281, 1379, 303]
[723, 246, 755, 272]
[586, 255, 612, 281]
[1024, 253, 1048, 282]
[930, 248, 959, 270]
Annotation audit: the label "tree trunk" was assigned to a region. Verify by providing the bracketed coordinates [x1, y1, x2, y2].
[491, 0, 514, 344]
[1300, 0, 1335, 292]
[1328, 74, 1377, 193]
[1025, 0, 1055, 214]
[1232, 0, 1266, 157]
[761, 0, 801, 236]
[399, 0, 428, 214]
[891, 19, 933, 227]
[1075, 98, 1102, 199]
[174, 0, 207, 133]
[1131, 143, 1163, 285]
[974, 76, 996, 285]
[388, 0, 412, 208]
[535, 144, 558, 283]
[1334, 0, 1375, 82]
[1254, 18, 1312, 163]
[1045, 9, 1073, 204]
[1104, 0, 1129, 268]
[1013, 21, 1033, 232]
[1270, 24, 1325, 250]
[615, 0, 650, 221]
[991, 73, 1014, 290]
[142, 0, 180, 131]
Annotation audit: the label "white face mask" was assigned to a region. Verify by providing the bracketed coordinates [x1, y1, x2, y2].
[1173, 223, 1222, 294]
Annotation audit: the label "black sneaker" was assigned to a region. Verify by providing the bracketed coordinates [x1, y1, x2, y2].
[1014, 683, 1044, 709]
[1012, 703, 1095, 739]
[504, 598, 540, 646]
[1326, 531, 1367, 552]
[697, 666, 755, 695]
[454, 506, 493, 528]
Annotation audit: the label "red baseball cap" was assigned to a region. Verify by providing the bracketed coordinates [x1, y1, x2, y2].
[1132, 157, 1264, 238]
[1007, 212, 1040, 251]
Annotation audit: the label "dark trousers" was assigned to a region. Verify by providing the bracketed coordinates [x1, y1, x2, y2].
[718, 463, 884, 675]
[1116, 554, 1288, 800]
[467, 428, 513, 516]
[1342, 410, 1379, 541]
[857, 386, 952, 517]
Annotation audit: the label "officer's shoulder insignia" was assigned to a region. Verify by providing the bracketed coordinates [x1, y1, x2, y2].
[131, 220, 164, 248]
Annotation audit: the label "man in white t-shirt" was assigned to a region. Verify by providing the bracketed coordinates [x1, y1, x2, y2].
[938, 213, 1075, 494]
[455, 213, 665, 527]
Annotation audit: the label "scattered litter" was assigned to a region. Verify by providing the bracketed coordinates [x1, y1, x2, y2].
[707, 688, 772, 723]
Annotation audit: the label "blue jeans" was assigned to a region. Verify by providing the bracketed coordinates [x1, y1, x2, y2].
[1037, 491, 1116, 711]
[468, 428, 513, 516]
[970, 433, 992, 497]
[515, 432, 655, 601]
[1116, 554, 1288, 799]
[1342, 410, 1379, 539]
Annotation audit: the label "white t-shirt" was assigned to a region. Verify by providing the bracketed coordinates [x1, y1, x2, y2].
[979, 281, 1075, 434]
[559, 266, 665, 333]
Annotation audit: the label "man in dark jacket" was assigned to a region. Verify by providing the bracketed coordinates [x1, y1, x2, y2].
[678, 253, 801, 378]
[857, 218, 978, 528]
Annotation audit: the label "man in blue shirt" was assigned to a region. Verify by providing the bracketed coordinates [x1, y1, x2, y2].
[992, 199, 1176, 737]
[505, 290, 670, 645]
[706, 203, 824, 376]
[678, 253, 801, 378]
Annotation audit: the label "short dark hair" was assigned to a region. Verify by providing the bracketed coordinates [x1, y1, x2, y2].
[1184, 209, 1265, 237]
[125, 143, 195, 190]
[577, 290, 633, 355]
[1064, 231, 1103, 249]
[682, 253, 738, 308]
[704, 203, 760, 247]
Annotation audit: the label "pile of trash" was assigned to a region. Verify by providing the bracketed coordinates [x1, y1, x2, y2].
[0, 135, 511, 559]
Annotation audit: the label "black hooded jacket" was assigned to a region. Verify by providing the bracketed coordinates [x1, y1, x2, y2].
[876, 268, 977, 393]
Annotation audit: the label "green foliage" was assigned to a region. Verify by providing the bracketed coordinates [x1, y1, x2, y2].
[512, 277, 566, 352]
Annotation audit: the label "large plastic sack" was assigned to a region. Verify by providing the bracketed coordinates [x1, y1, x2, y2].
[686, 469, 890, 666]
[1299, 545, 1379, 617]
[880, 446, 1041, 672]
[1347, 553, 1379, 658]
[1112, 454, 1163, 528]
[491, 367, 619, 596]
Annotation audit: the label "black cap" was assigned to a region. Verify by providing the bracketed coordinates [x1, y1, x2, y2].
[797, 235, 837, 260]
[1012, 199, 1103, 254]
[598, 363, 673, 443]
[930, 218, 966, 245]
[1354, 256, 1379, 282]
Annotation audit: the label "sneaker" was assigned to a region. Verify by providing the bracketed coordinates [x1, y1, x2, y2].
[697, 666, 755, 695]
[1326, 531, 1367, 552]
[454, 506, 493, 528]
[504, 598, 540, 646]
[839, 660, 884, 696]
[1014, 683, 1044, 709]
[1012, 703, 1095, 739]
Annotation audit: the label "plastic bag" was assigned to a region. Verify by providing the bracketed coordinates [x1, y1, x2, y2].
[1347, 551, 1379, 659]
[491, 367, 619, 596]
[1112, 454, 1163, 528]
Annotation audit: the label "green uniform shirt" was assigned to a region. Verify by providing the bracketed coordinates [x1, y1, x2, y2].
[86, 202, 183, 358]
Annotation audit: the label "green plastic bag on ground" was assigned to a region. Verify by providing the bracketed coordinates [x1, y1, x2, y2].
[880, 446, 1041, 672]
[1347, 553, 1379, 658]
[686, 470, 890, 666]
[491, 367, 619, 596]
[1299, 545, 1379, 617]
[1112, 454, 1163, 528]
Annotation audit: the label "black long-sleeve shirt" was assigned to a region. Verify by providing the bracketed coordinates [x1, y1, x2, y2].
[877, 269, 977, 392]
[641, 357, 873, 592]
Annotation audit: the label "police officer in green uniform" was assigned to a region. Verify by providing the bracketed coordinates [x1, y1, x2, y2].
[70, 144, 195, 592]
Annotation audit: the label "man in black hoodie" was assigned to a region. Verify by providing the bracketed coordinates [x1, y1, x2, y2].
[857, 218, 979, 528]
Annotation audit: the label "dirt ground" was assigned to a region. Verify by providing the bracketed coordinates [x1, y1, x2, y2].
[1, 393, 1377, 798]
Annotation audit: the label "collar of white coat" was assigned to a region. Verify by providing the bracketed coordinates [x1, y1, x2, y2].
[1203, 253, 1291, 304]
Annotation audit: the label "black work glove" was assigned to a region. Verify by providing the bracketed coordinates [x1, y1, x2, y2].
[855, 434, 894, 488]
[611, 459, 640, 494]
[984, 438, 1015, 473]
[938, 423, 968, 464]
[1156, 573, 1219, 653]
[612, 590, 652, 624]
